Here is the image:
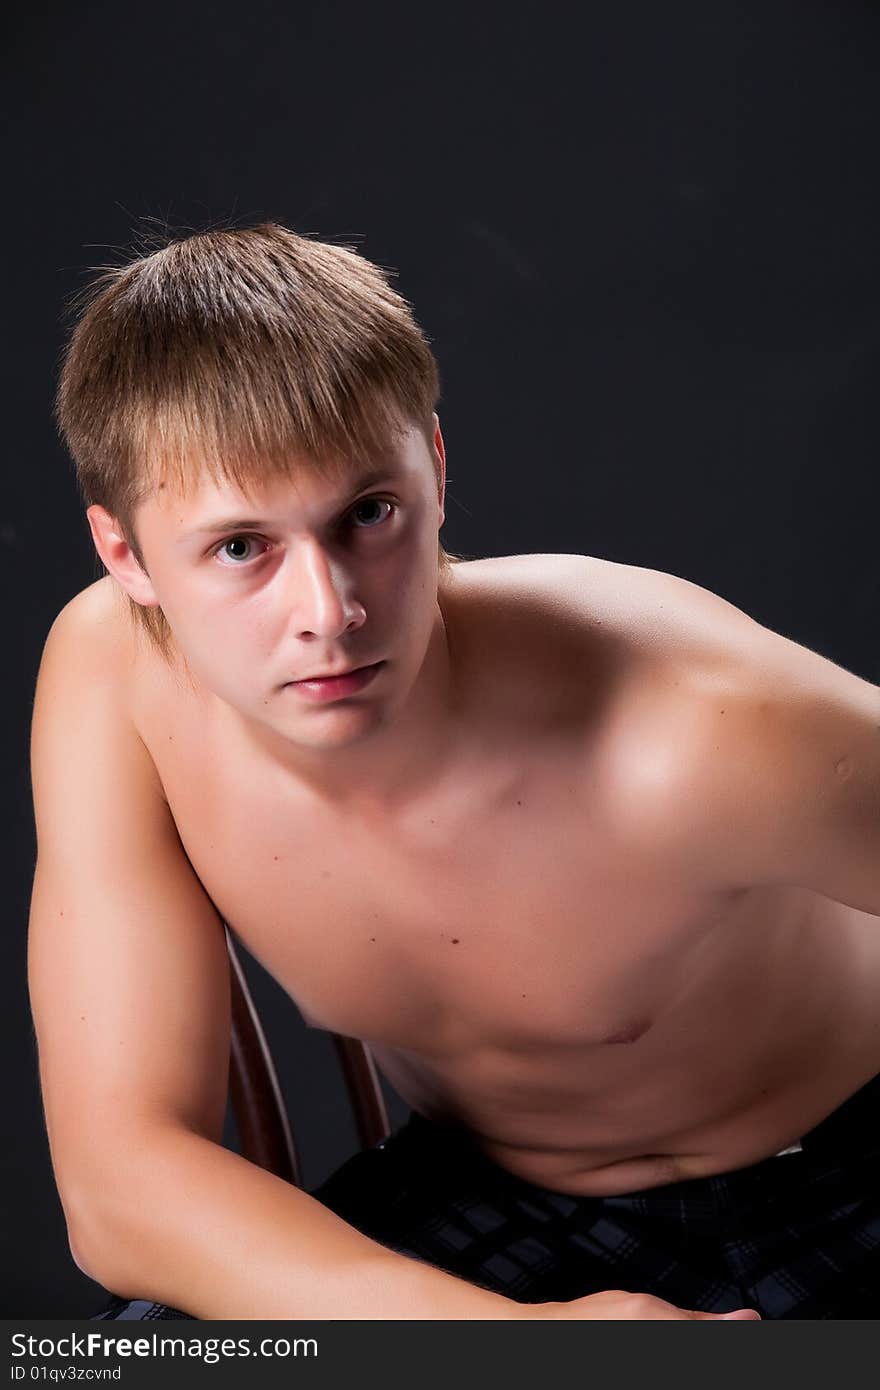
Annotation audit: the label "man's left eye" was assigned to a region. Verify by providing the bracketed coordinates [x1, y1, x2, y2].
[350, 498, 393, 527]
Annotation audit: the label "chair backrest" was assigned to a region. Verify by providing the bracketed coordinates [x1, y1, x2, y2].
[225, 925, 390, 1185]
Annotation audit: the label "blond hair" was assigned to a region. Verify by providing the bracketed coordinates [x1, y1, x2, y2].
[56, 221, 455, 663]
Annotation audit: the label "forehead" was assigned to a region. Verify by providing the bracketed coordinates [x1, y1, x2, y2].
[140, 424, 432, 530]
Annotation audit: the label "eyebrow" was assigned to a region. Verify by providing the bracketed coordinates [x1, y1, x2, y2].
[177, 467, 400, 541]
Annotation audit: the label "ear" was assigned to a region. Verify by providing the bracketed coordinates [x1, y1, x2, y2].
[431, 412, 446, 527]
[86, 505, 161, 607]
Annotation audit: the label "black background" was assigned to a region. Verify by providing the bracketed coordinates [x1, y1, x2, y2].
[4, 0, 879, 1318]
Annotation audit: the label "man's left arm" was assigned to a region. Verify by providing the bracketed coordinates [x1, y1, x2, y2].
[655, 652, 880, 916]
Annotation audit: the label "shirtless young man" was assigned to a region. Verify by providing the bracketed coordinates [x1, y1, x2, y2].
[29, 224, 880, 1322]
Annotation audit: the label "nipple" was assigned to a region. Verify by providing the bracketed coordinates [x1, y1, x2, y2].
[600, 1017, 652, 1046]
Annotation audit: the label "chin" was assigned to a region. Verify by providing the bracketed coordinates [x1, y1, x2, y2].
[288, 704, 389, 749]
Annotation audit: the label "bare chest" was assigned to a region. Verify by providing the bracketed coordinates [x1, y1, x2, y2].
[138, 688, 731, 1057]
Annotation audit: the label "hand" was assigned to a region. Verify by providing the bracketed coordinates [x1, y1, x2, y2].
[521, 1289, 761, 1320]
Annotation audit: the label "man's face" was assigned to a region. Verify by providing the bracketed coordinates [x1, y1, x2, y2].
[130, 421, 446, 752]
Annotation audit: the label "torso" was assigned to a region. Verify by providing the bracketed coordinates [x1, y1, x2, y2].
[93, 554, 880, 1195]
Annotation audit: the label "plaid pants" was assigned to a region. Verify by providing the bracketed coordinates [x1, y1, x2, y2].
[93, 1070, 880, 1320]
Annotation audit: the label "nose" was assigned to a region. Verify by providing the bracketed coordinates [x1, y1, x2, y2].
[284, 539, 366, 641]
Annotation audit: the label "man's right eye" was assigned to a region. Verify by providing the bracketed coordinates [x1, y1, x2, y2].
[211, 535, 268, 564]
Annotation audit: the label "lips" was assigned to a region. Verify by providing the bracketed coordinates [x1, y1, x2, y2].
[298, 662, 373, 681]
[285, 660, 385, 703]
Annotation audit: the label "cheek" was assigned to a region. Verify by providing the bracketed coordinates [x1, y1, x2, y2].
[388, 558, 439, 638]
[169, 603, 255, 675]
[382, 544, 432, 605]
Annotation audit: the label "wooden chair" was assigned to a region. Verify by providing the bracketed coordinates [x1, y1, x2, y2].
[225, 924, 390, 1186]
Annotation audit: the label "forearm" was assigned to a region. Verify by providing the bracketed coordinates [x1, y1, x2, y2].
[75, 1125, 516, 1320]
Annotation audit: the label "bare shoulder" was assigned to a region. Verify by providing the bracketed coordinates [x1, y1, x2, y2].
[37, 576, 165, 780]
[444, 553, 769, 790]
[46, 574, 135, 672]
[454, 555, 876, 863]
[447, 550, 773, 669]
[530, 554, 880, 873]
[466, 551, 860, 687]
